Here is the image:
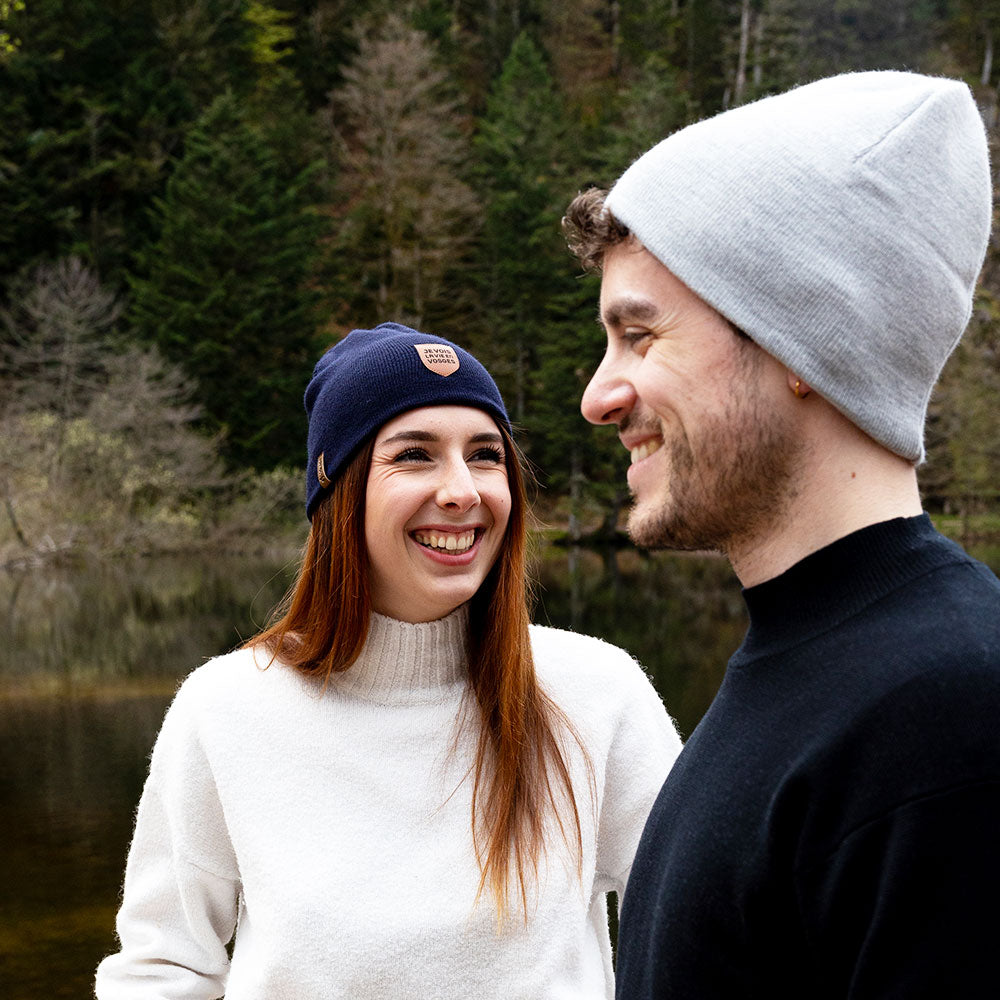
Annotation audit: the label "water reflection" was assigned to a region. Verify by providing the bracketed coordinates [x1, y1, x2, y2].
[0, 556, 297, 998]
[0, 556, 297, 693]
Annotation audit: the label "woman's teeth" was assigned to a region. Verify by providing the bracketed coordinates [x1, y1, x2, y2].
[413, 530, 476, 553]
[631, 438, 663, 463]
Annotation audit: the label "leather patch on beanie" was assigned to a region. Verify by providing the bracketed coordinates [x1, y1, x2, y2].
[414, 344, 460, 376]
[316, 452, 331, 488]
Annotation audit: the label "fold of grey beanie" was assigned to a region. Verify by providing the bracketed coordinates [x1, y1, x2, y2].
[604, 70, 992, 462]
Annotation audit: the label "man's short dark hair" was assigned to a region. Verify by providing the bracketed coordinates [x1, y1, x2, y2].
[562, 187, 632, 273]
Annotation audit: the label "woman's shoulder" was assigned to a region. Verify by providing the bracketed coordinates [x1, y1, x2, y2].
[529, 622, 635, 665]
[529, 624, 678, 752]
[529, 623, 656, 702]
[169, 643, 298, 716]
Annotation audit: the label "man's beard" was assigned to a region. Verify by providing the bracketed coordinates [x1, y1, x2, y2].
[627, 378, 800, 556]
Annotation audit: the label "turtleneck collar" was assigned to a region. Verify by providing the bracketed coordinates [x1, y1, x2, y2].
[733, 514, 964, 664]
[332, 604, 470, 705]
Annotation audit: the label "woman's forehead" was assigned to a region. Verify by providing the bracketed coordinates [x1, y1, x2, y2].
[375, 405, 502, 442]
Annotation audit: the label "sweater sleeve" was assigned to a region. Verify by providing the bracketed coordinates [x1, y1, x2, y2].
[594, 657, 682, 900]
[95, 674, 240, 1000]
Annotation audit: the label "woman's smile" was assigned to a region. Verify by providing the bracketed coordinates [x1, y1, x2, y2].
[411, 526, 481, 557]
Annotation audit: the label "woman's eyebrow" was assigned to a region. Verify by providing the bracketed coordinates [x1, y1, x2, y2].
[381, 430, 438, 445]
[379, 430, 504, 446]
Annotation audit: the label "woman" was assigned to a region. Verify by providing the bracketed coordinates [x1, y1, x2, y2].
[96, 322, 682, 999]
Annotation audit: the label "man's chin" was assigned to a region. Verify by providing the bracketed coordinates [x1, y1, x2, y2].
[626, 500, 718, 554]
[626, 503, 674, 551]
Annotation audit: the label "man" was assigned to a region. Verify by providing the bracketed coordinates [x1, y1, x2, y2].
[564, 72, 1000, 997]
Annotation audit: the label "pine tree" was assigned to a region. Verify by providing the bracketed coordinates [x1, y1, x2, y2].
[473, 32, 568, 421]
[129, 90, 323, 470]
[473, 32, 625, 531]
[598, 51, 692, 181]
[0, 0, 243, 290]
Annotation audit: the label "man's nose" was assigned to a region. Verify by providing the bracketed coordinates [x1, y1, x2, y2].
[581, 356, 636, 426]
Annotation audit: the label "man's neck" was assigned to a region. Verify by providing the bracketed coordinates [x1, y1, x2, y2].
[727, 435, 923, 588]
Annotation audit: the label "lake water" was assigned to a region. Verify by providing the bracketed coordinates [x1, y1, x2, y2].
[1, 540, 994, 996]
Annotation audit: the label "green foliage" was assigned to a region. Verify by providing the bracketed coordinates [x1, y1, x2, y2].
[0, 0, 237, 286]
[0, 0, 25, 56]
[473, 32, 569, 416]
[472, 32, 625, 529]
[923, 286, 1000, 519]
[244, 0, 295, 68]
[129, 90, 324, 470]
[947, 0, 1000, 84]
[598, 52, 693, 182]
[756, 0, 945, 91]
[447, 0, 546, 106]
[532, 277, 631, 538]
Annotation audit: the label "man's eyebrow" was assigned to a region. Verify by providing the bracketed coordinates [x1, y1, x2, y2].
[601, 296, 659, 329]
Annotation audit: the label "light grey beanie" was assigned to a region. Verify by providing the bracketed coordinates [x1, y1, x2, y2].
[604, 71, 992, 462]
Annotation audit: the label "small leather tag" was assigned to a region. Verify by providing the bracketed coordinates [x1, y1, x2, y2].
[414, 344, 460, 376]
[317, 453, 331, 488]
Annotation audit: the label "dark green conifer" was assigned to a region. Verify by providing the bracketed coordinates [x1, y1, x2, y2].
[129, 90, 323, 470]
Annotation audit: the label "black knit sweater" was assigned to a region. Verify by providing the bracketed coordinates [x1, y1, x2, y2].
[616, 515, 1000, 1000]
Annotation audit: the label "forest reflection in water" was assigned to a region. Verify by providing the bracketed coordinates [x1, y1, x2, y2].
[0, 544, 764, 996]
[0, 555, 298, 998]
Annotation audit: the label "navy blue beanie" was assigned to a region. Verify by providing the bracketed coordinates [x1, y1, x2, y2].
[304, 322, 511, 519]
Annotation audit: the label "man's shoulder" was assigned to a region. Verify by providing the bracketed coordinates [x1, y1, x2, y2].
[877, 544, 1000, 657]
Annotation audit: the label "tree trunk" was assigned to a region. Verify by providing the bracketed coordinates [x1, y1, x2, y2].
[598, 487, 627, 539]
[687, 0, 696, 88]
[568, 443, 582, 543]
[734, 0, 751, 107]
[752, 9, 764, 89]
[982, 30, 994, 88]
[610, 0, 621, 77]
[667, 0, 679, 52]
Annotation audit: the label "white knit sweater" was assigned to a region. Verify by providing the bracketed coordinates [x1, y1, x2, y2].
[95, 607, 681, 999]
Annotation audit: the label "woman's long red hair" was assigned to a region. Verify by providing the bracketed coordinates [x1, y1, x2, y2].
[247, 427, 588, 921]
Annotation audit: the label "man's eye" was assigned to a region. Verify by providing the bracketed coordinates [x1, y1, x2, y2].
[622, 328, 651, 345]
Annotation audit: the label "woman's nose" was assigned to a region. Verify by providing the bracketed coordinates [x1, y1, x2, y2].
[436, 461, 480, 512]
[581, 356, 636, 426]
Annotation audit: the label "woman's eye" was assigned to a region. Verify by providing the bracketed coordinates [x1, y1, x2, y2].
[470, 446, 504, 464]
[392, 447, 431, 463]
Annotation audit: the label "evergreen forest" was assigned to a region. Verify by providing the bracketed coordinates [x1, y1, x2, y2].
[2, 0, 1000, 565]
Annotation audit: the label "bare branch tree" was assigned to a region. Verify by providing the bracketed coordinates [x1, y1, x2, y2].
[0, 258, 234, 564]
[327, 14, 479, 326]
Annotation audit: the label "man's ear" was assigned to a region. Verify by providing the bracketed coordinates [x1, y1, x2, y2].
[787, 371, 812, 398]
